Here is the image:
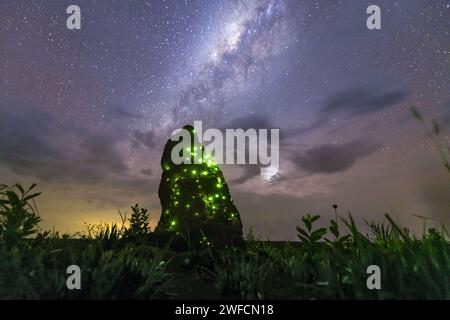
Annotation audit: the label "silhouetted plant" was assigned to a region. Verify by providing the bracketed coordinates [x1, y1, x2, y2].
[0, 183, 41, 250]
[411, 107, 450, 173]
[127, 204, 151, 236]
[296, 214, 327, 244]
[1, 183, 449, 299]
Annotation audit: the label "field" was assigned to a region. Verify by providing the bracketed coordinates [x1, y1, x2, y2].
[1, 183, 449, 300]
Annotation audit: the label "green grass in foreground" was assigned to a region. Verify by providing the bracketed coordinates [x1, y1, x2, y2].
[0, 183, 449, 299]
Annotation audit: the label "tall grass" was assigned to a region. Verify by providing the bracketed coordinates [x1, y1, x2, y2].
[0, 184, 170, 299]
[1, 183, 449, 299]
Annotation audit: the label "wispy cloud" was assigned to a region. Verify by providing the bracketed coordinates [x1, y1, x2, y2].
[291, 139, 379, 174]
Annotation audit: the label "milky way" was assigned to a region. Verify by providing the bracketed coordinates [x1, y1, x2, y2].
[0, 0, 449, 238]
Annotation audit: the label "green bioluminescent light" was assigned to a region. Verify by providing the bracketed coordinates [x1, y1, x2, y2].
[156, 124, 243, 248]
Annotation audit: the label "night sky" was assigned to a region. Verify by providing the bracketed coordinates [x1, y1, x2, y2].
[1, 0, 449, 239]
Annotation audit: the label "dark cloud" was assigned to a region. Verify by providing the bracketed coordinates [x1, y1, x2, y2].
[106, 105, 139, 121]
[440, 101, 450, 127]
[321, 88, 408, 117]
[80, 133, 128, 175]
[286, 88, 409, 137]
[140, 168, 153, 176]
[0, 104, 131, 183]
[221, 114, 281, 185]
[282, 117, 328, 140]
[132, 129, 156, 149]
[0, 105, 66, 180]
[225, 114, 273, 130]
[292, 139, 378, 174]
[230, 165, 261, 184]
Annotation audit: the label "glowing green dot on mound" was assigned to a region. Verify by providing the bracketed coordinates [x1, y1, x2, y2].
[215, 194, 219, 198]
[192, 169, 197, 175]
[171, 220, 176, 226]
[201, 170, 208, 176]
